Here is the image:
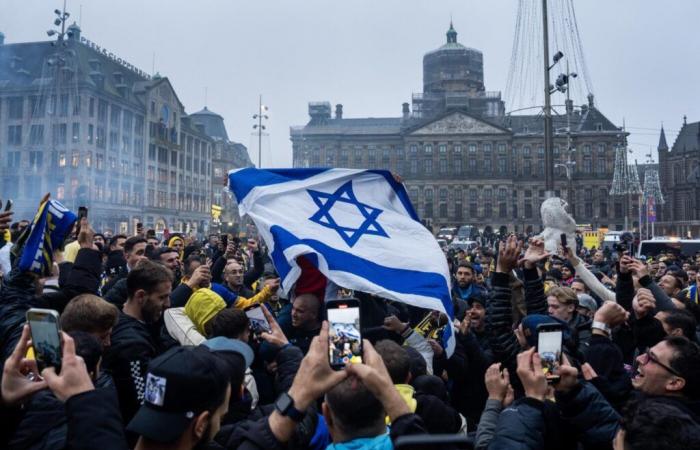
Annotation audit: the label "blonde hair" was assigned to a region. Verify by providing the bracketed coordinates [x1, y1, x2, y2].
[547, 286, 578, 306]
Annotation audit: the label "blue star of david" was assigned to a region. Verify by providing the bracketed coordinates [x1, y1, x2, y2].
[307, 180, 389, 247]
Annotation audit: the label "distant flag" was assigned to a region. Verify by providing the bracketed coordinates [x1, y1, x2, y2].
[228, 168, 455, 355]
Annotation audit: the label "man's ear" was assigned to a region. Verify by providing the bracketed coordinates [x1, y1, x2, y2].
[321, 401, 334, 432]
[134, 289, 147, 306]
[193, 410, 211, 441]
[669, 328, 683, 337]
[667, 375, 686, 394]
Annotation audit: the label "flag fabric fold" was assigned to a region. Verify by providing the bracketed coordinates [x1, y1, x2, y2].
[228, 168, 455, 355]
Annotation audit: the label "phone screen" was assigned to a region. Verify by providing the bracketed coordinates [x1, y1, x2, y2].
[328, 302, 362, 368]
[245, 306, 271, 334]
[537, 329, 562, 380]
[27, 309, 62, 372]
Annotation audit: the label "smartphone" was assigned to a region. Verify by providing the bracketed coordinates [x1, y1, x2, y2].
[4, 199, 12, 212]
[136, 222, 143, 233]
[146, 229, 156, 239]
[327, 298, 362, 369]
[560, 233, 568, 253]
[245, 305, 271, 334]
[221, 234, 228, 249]
[26, 308, 62, 372]
[537, 323, 563, 382]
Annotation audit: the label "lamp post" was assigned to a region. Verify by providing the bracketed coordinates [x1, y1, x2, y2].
[252, 95, 268, 168]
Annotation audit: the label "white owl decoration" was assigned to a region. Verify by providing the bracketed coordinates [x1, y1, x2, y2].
[537, 197, 577, 254]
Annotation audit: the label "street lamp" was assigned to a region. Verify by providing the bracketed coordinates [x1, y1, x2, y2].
[48, 1, 71, 46]
[252, 95, 269, 168]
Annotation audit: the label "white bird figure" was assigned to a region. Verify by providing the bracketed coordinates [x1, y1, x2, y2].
[537, 197, 577, 255]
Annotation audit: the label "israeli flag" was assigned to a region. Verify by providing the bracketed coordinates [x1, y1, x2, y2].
[228, 168, 455, 355]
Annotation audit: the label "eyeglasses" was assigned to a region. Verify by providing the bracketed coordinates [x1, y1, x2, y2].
[226, 270, 244, 275]
[639, 350, 682, 377]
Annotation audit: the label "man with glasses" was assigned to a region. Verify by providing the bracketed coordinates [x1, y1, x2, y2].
[632, 336, 700, 410]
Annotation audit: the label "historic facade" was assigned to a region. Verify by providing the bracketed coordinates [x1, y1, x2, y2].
[658, 118, 700, 236]
[0, 25, 250, 235]
[291, 24, 630, 232]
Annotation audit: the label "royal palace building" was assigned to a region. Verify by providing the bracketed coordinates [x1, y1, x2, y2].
[291, 24, 630, 233]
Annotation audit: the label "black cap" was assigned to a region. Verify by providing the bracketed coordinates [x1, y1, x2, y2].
[127, 346, 229, 443]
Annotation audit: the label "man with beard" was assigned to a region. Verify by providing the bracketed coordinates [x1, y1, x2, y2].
[102, 259, 174, 427]
[153, 247, 182, 286]
[451, 262, 487, 321]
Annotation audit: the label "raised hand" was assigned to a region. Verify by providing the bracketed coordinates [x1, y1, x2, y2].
[594, 301, 629, 327]
[520, 238, 551, 269]
[485, 363, 510, 402]
[41, 333, 94, 402]
[632, 288, 656, 319]
[1, 324, 48, 405]
[496, 235, 523, 273]
[516, 348, 547, 401]
[258, 305, 289, 347]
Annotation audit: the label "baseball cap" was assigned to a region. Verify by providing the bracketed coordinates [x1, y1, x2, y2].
[577, 294, 598, 313]
[127, 346, 229, 443]
[202, 336, 254, 368]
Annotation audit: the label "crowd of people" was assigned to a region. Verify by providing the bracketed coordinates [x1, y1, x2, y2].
[0, 203, 699, 450]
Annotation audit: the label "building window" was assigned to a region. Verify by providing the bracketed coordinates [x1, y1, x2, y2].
[614, 202, 623, 218]
[410, 160, 418, 174]
[583, 145, 591, 156]
[439, 158, 447, 174]
[58, 152, 66, 167]
[523, 146, 531, 157]
[499, 203, 507, 218]
[498, 188, 507, 201]
[498, 143, 507, 155]
[598, 144, 605, 155]
[409, 144, 417, 155]
[483, 158, 492, 174]
[71, 151, 80, 167]
[454, 145, 462, 154]
[469, 203, 478, 217]
[424, 159, 432, 174]
[96, 127, 106, 149]
[468, 158, 476, 173]
[455, 202, 463, 221]
[596, 159, 606, 174]
[483, 144, 492, 155]
[523, 160, 532, 176]
[583, 159, 592, 174]
[96, 153, 104, 170]
[29, 151, 43, 168]
[87, 125, 94, 144]
[97, 100, 108, 123]
[424, 144, 433, 154]
[484, 203, 492, 218]
[537, 146, 544, 157]
[6, 152, 20, 168]
[30, 96, 46, 118]
[439, 203, 448, 218]
[469, 189, 478, 201]
[498, 158, 507, 175]
[30, 125, 44, 145]
[454, 159, 462, 175]
[8, 97, 23, 119]
[525, 202, 533, 218]
[438, 144, 446, 154]
[439, 188, 448, 201]
[8, 125, 22, 145]
[72, 123, 80, 143]
[468, 144, 477, 154]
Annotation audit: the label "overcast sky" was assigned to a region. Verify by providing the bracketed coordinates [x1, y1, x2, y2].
[3, 0, 699, 167]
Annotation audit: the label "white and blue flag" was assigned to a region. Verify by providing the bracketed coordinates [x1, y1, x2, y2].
[228, 168, 455, 355]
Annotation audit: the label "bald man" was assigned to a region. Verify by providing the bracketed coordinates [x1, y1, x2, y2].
[281, 293, 323, 354]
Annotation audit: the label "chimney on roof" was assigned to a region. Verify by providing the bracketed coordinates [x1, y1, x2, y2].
[335, 104, 343, 119]
[402, 102, 410, 119]
[587, 93, 595, 108]
[0, 31, 5, 45]
[565, 99, 573, 115]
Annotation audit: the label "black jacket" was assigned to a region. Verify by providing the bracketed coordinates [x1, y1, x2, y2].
[103, 277, 129, 309]
[101, 311, 164, 426]
[64, 389, 129, 450]
[8, 390, 67, 450]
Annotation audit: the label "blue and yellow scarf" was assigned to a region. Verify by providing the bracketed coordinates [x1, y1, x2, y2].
[12, 200, 77, 276]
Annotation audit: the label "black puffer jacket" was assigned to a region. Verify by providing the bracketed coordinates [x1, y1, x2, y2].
[101, 311, 165, 426]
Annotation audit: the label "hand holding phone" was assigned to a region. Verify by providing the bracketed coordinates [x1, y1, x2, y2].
[26, 308, 62, 372]
[536, 323, 563, 383]
[327, 299, 363, 369]
[245, 305, 272, 334]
